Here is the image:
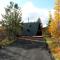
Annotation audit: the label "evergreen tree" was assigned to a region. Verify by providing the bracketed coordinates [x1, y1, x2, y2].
[37, 18, 42, 35]
[2, 1, 23, 40]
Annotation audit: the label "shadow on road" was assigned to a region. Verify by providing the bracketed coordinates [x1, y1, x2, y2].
[9, 39, 47, 49]
[0, 39, 54, 60]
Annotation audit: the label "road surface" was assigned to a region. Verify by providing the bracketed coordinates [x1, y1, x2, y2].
[0, 40, 53, 60]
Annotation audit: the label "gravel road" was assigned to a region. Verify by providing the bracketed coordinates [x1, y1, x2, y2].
[0, 40, 53, 60]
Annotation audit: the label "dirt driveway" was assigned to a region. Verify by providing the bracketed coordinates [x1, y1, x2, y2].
[0, 40, 53, 60]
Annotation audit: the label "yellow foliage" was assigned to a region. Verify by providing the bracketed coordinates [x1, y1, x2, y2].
[46, 37, 60, 60]
[48, 0, 60, 38]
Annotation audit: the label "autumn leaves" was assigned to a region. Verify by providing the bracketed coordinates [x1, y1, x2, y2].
[48, 0, 60, 38]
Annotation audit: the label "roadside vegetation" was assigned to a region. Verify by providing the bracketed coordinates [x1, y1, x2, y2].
[45, 0, 60, 60]
[0, 0, 60, 60]
[0, 1, 23, 47]
[45, 37, 60, 60]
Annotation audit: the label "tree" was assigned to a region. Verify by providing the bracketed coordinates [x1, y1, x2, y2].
[37, 18, 42, 29]
[48, 11, 53, 36]
[37, 18, 42, 35]
[2, 1, 23, 40]
[49, 0, 60, 38]
[48, 11, 52, 27]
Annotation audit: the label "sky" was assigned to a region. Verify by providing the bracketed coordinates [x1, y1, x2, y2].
[0, 0, 54, 27]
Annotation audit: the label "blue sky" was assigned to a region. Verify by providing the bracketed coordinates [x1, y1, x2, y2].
[32, 0, 54, 9]
[15, 0, 54, 9]
[0, 0, 54, 27]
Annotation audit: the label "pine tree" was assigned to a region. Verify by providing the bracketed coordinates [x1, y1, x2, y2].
[48, 11, 52, 26]
[2, 1, 23, 40]
[48, 11, 52, 36]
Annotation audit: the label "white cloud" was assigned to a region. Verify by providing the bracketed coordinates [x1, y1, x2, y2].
[0, 1, 54, 27]
[22, 1, 54, 27]
[0, 0, 18, 20]
[0, 0, 9, 20]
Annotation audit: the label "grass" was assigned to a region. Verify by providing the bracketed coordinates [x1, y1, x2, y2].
[45, 37, 60, 60]
[0, 38, 15, 48]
